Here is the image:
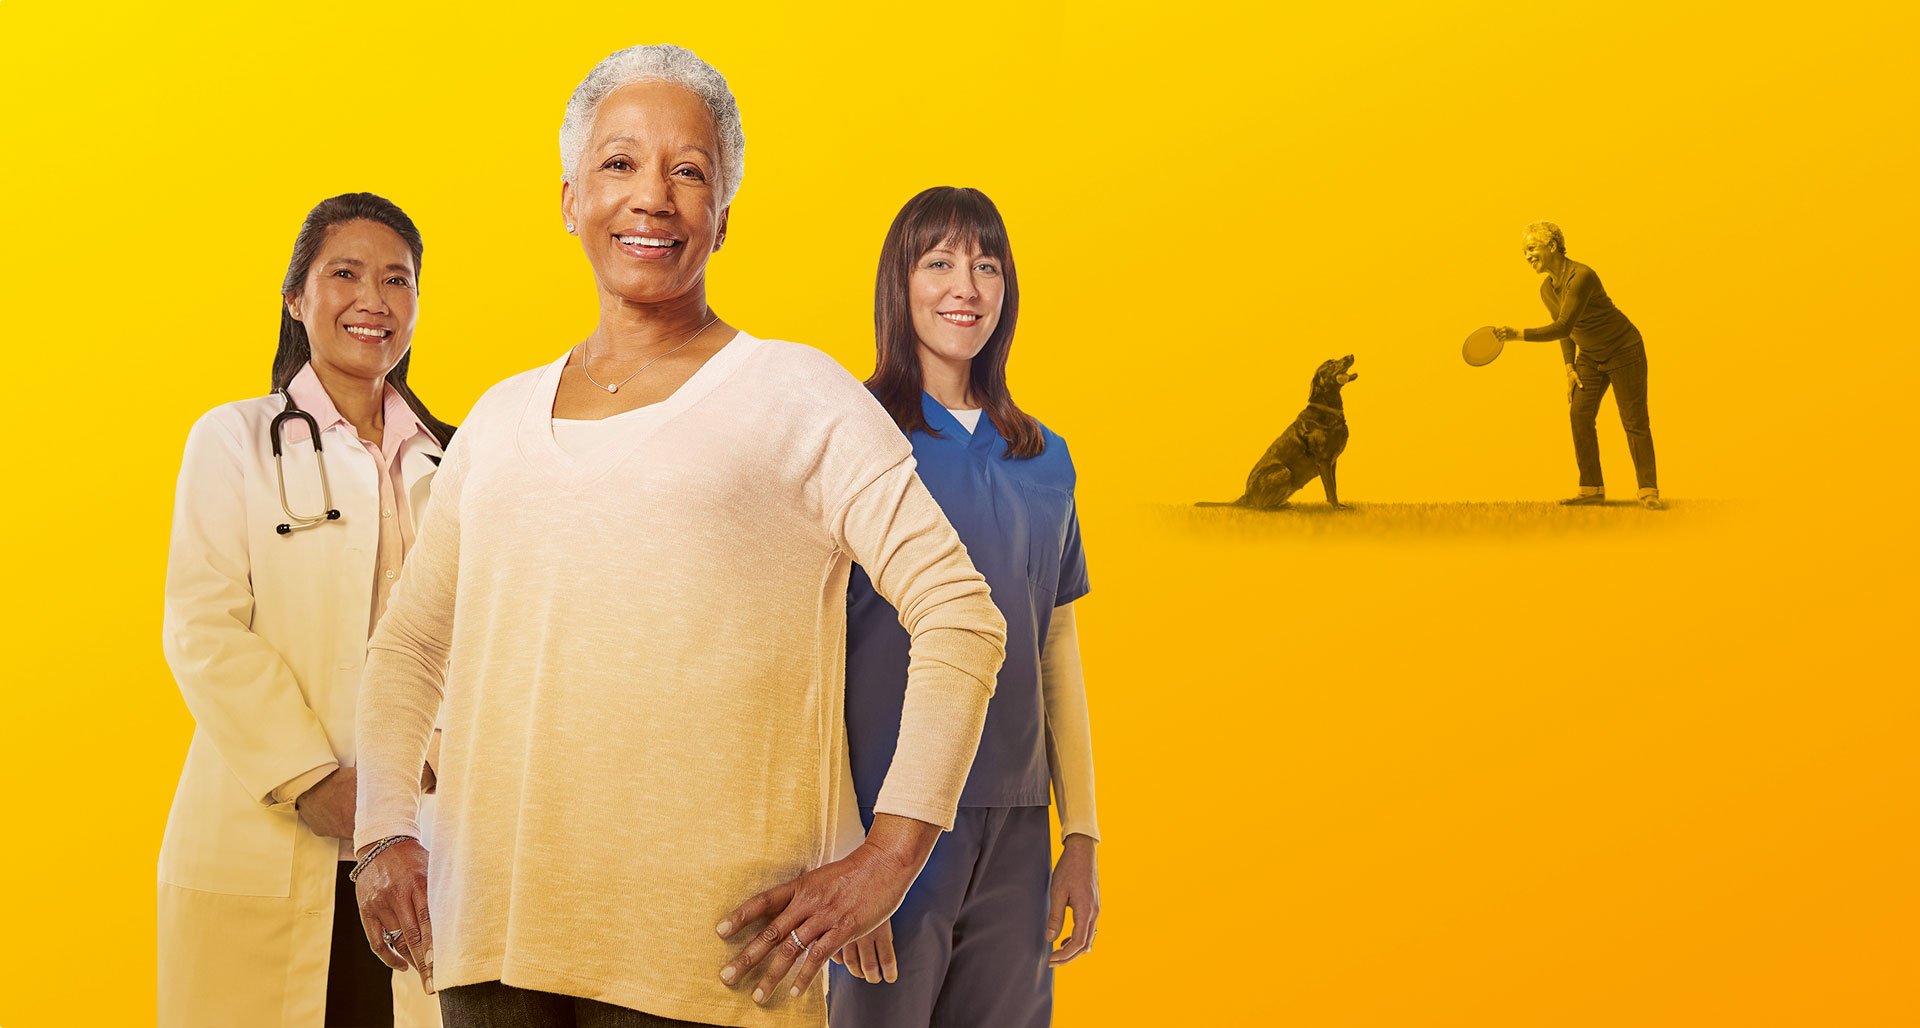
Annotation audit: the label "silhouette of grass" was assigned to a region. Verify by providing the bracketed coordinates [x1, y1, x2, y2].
[1167, 500, 1727, 542]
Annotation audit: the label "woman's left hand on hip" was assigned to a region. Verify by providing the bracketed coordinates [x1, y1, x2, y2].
[715, 814, 935, 1004]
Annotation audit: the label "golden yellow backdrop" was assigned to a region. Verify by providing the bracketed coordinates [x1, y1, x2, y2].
[2, 1, 1914, 1025]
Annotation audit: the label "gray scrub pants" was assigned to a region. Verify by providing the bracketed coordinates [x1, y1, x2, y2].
[1570, 356, 1657, 491]
[829, 806, 1053, 1028]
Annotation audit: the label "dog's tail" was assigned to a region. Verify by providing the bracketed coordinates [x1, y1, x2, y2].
[1193, 497, 1246, 508]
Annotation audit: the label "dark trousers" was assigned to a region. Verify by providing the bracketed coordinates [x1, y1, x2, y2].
[829, 806, 1053, 1028]
[1571, 357, 1658, 490]
[329, 861, 396, 1027]
[439, 981, 721, 1028]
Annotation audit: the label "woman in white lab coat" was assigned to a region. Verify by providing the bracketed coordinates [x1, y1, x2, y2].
[158, 193, 455, 1028]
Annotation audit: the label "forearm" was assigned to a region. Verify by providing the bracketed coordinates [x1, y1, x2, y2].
[1041, 604, 1100, 842]
[1524, 270, 1593, 348]
[841, 463, 1008, 829]
[355, 436, 466, 849]
[874, 619, 1004, 827]
[352, 643, 443, 851]
[163, 620, 341, 804]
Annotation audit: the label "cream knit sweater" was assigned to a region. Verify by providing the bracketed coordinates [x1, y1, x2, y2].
[355, 333, 1007, 1026]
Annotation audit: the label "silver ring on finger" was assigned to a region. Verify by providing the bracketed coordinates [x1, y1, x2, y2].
[789, 929, 809, 953]
[383, 928, 404, 947]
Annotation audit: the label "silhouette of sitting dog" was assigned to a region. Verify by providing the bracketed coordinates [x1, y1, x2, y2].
[1199, 355, 1357, 510]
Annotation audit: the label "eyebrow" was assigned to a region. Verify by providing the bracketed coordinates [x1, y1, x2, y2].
[600, 135, 715, 161]
[323, 258, 414, 273]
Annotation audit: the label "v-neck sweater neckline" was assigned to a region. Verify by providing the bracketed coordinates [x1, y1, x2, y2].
[516, 329, 759, 487]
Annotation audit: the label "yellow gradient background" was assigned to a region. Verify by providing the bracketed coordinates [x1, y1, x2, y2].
[3, 2, 1915, 1025]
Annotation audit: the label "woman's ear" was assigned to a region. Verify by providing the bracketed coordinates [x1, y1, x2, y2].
[561, 179, 577, 234]
[713, 206, 730, 253]
[284, 291, 302, 321]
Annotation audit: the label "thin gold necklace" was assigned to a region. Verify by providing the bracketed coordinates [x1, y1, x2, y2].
[578, 315, 720, 394]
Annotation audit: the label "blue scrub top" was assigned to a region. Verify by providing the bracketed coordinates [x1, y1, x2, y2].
[846, 393, 1090, 808]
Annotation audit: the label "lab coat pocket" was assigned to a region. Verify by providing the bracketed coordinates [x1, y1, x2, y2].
[158, 738, 296, 897]
[1018, 481, 1072, 601]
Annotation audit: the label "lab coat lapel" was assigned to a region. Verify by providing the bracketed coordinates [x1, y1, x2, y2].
[400, 437, 442, 534]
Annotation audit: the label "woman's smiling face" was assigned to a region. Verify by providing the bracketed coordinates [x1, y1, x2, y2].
[910, 238, 1005, 370]
[562, 80, 729, 306]
[287, 218, 418, 383]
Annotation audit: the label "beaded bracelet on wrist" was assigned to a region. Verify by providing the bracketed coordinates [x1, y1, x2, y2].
[348, 835, 413, 883]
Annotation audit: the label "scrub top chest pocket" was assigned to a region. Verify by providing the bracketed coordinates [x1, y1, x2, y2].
[1017, 479, 1074, 602]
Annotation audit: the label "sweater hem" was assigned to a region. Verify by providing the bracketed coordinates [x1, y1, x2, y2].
[441, 955, 823, 1027]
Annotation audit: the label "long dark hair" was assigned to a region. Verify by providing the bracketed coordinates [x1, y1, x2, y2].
[868, 186, 1043, 459]
[271, 193, 455, 448]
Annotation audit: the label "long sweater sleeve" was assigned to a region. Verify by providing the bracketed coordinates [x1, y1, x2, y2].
[353, 431, 466, 851]
[162, 411, 339, 806]
[834, 455, 1007, 830]
[1041, 602, 1099, 842]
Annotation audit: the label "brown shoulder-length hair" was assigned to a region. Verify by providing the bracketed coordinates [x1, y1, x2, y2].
[271, 192, 456, 448]
[868, 186, 1043, 459]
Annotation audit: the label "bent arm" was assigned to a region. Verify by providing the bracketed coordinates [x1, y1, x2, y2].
[1524, 267, 1597, 365]
[1041, 603, 1100, 843]
[834, 459, 1008, 831]
[161, 412, 339, 806]
[354, 437, 467, 852]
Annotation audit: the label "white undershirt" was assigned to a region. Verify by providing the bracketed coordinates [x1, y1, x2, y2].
[550, 403, 670, 459]
[946, 407, 982, 434]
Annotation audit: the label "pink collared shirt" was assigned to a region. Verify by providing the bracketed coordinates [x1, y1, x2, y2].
[270, 364, 435, 815]
[285, 362, 430, 633]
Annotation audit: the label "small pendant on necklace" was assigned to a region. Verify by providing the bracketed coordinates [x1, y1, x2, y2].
[605, 383, 618, 394]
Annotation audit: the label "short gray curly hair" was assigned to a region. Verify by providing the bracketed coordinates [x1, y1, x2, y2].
[1525, 221, 1566, 256]
[558, 44, 746, 206]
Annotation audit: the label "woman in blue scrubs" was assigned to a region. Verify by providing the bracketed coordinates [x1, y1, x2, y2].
[830, 186, 1101, 1028]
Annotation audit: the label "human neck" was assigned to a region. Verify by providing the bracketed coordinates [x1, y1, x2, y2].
[310, 360, 387, 444]
[919, 353, 979, 411]
[592, 285, 716, 361]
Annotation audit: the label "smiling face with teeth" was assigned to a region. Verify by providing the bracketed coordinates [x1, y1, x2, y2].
[909, 238, 1006, 382]
[1523, 230, 1565, 278]
[284, 218, 417, 387]
[561, 80, 729, 314]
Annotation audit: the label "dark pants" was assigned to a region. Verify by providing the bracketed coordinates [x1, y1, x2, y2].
[439, 981, 720, 1028]
[329, 861, 396, 1027]
[1571, 357, 1657, 490]
[829, 806, 1053, 1028]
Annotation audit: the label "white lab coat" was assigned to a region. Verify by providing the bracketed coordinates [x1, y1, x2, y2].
[158, 388, 443, 1028]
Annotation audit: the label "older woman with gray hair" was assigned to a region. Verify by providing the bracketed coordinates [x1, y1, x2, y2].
[350, 44, 1007, 1028]
[1493, 221, 1662, 509]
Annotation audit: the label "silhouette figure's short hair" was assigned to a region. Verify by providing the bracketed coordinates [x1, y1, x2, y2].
[1526, 221, 1567, 256]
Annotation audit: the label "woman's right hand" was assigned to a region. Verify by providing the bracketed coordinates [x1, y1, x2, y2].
[1566, 365, 1583, 403]
[831, 919, 899, 984]
[294, 766, 356, 839]
[355, 838, 434, 993]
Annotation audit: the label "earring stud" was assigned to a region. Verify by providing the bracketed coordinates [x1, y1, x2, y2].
[566, 222, 575, 233]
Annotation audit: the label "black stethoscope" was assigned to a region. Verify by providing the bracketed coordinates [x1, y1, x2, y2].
[269, 389, 342, 535]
